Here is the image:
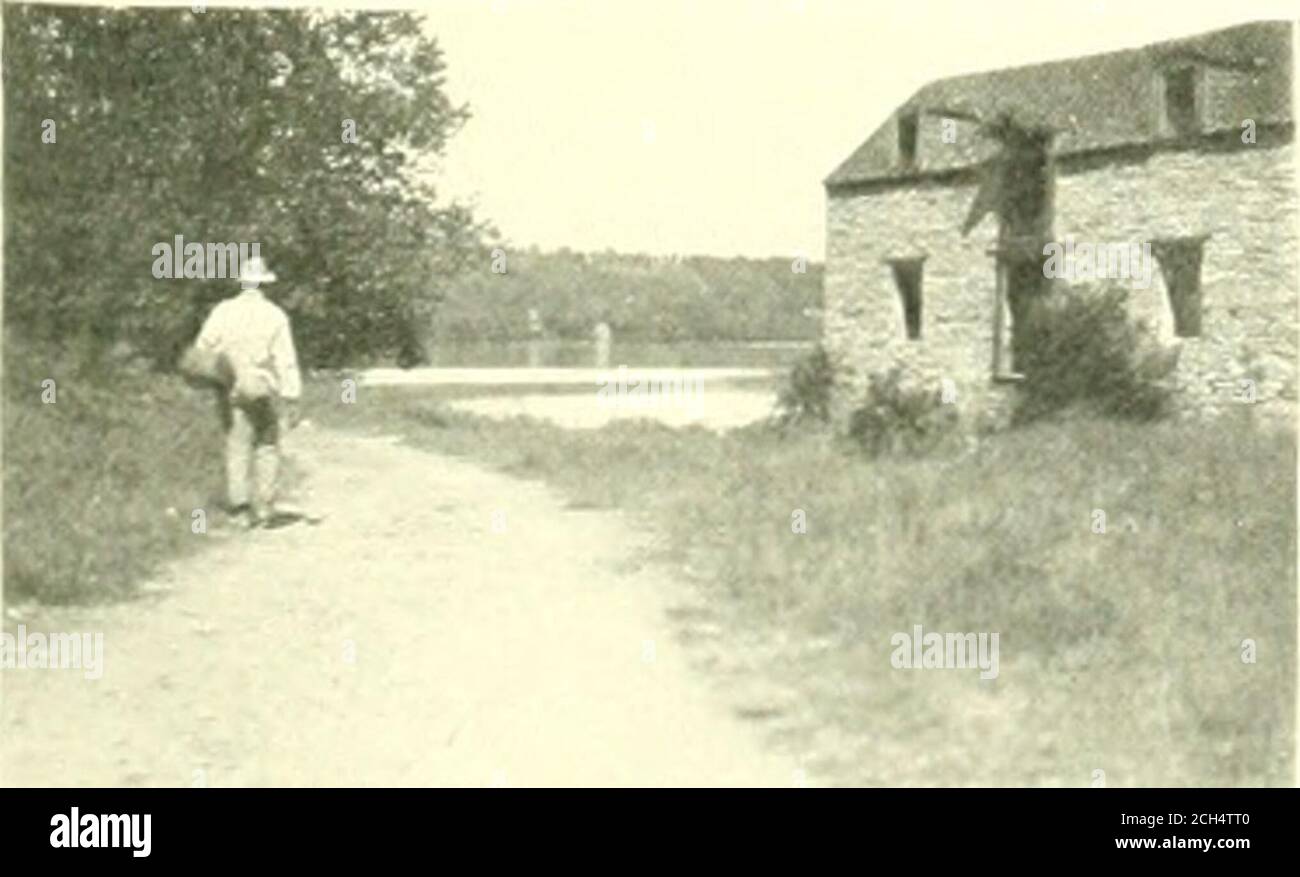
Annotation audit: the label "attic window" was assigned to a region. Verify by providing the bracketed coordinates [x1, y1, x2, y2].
[898, 113, 919, 165]
[1153, 236, 1206, 337]
[887, 258, 925, 340]
[1162, 66, 1200, 135]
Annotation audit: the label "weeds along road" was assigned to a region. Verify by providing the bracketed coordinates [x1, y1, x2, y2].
[1, 427, 803, 787]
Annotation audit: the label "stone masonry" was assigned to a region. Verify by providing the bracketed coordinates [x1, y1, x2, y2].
[824, 139, 1297, 425]
[822, 22, 1296, 429]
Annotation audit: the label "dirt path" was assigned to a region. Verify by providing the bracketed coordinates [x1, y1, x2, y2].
[2, 428, 805, 787]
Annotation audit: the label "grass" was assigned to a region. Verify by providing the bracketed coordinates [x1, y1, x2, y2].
[4, 336, 234, 604]
[314, 382, 1296, 786]
[6, 347, 1291, 784]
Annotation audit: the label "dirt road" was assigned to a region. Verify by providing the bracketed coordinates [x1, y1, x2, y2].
[1, 428, 805, 787]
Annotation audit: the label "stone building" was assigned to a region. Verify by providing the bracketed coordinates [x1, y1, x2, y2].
[823, 21, 1296, 424]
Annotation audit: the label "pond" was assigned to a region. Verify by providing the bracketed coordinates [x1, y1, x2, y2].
[422, 339, 813, 370]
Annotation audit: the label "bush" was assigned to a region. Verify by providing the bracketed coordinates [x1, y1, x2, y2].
[1014, 282, 1177, 423]
[847, 367, 958, 456]
[775, 344, 837, 427]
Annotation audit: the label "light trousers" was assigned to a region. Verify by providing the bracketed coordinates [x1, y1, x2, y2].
[222, 396, 281, 515]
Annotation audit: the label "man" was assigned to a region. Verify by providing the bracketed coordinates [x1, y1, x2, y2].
[190, 255, 302, 528]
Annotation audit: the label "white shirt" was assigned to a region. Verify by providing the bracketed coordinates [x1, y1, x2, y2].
[194, 289, 301, 400]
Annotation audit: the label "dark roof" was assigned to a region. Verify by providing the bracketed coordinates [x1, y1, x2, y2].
[826, 20, 1294, 189]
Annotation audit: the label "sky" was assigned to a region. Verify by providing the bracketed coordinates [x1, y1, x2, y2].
[95, 0, 1300, 259]
[414, 0, 1300, 259]
[412, 0, 1297, 259]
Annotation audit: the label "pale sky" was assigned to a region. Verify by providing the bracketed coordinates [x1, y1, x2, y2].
[417, 0, 1296, 258]
[67, 0, 1299, 258]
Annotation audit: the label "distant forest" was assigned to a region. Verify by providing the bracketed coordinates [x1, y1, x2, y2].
[430, 247, 823, 345]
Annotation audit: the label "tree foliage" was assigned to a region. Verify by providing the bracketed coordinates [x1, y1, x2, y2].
[4, 5, 490, 367]
[432, 248, 823, 344]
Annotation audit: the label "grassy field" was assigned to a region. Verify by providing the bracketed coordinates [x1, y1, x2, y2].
[4, 337, 235, 604]
[313, 381, 1296, 786]
[7, 350, 1292, 785]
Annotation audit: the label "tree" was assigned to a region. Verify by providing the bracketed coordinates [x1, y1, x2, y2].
[3, 5, 490, 367]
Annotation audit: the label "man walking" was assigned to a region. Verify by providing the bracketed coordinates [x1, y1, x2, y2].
[189, 255, 302, 528]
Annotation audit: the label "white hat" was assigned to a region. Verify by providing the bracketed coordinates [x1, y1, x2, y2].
[238, 255, 278, 287]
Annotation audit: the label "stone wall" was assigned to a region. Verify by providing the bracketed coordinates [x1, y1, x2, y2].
[823, 139, 1297, 426]
[1056, 141, 1297, 420]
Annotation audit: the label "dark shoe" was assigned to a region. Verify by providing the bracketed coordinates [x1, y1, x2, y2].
[219, 504, 255, 531]
[261, 507, 313, 529]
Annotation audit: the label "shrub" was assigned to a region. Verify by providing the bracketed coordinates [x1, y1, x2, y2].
[775, 344, 837, 427]
[1014, 281, 1177, 424]
[847, 367, 958, 456]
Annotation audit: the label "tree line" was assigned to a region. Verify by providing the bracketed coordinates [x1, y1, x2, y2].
[431, 247, 823, 349]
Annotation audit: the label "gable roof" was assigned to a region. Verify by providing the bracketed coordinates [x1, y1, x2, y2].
[826, 20, 1294, 189]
